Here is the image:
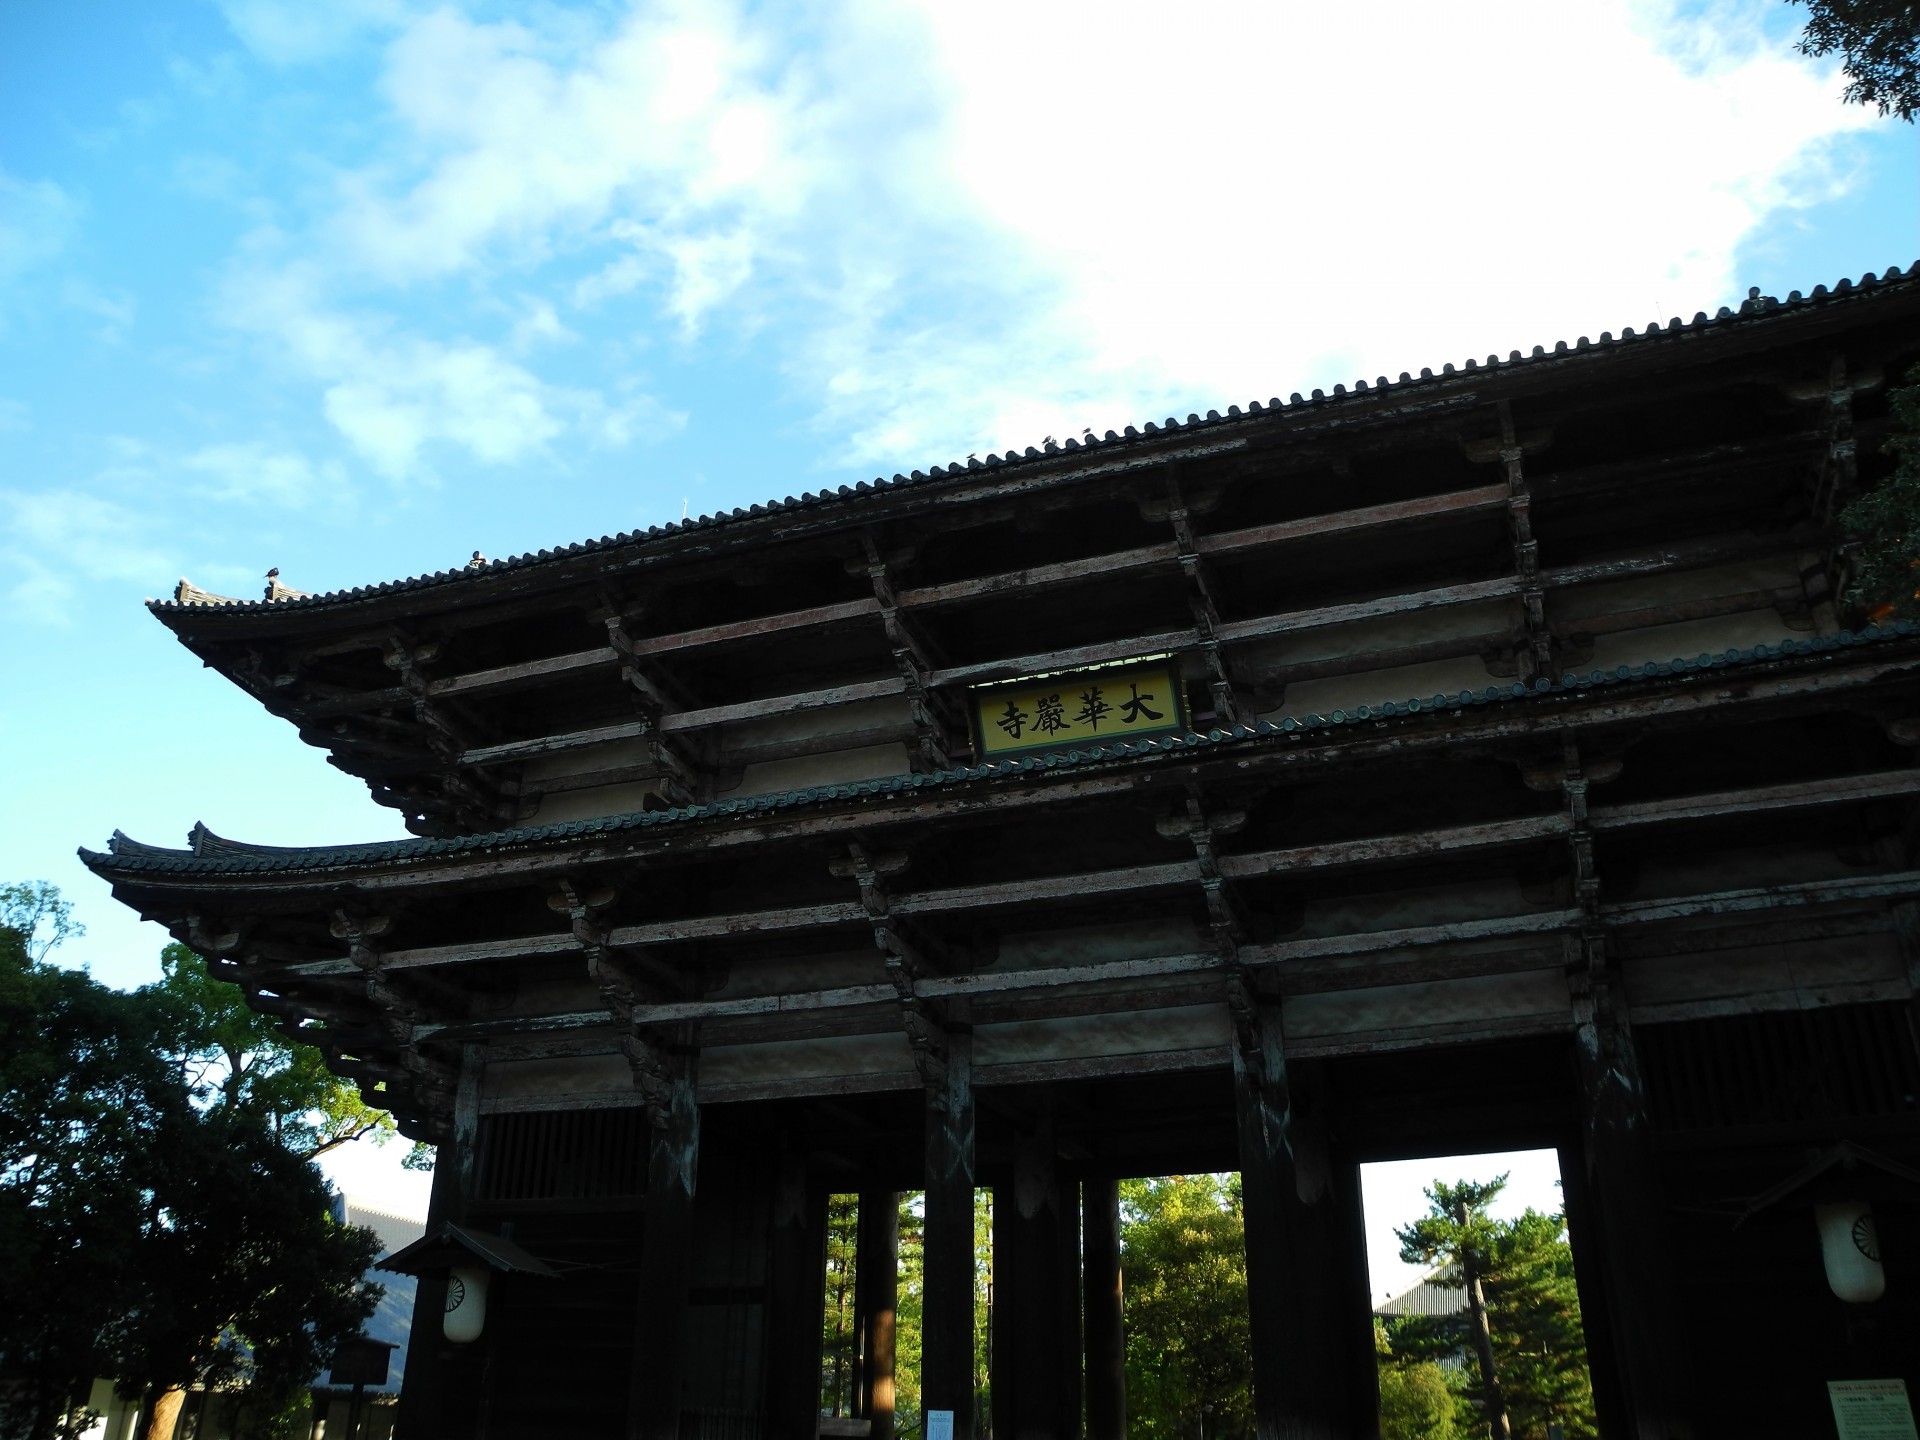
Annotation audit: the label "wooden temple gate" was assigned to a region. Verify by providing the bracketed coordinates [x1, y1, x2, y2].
[87, 268, 1920, 1438]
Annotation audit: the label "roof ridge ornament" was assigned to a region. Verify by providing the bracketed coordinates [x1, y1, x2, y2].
[172, 577, 243, 606]
[264, 567, 309, 602]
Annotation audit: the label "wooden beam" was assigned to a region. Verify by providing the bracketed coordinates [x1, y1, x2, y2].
[1587, 767, 1920, 829]
[464, 718, 653, 768]
[630, 597, 882, 656]
[657, 676, 906, 732]
[429, 646, 618, 698]
[1218, 813, 1567, 877]
[1195, 482, 1510, 559]
[926, 630, 1198, 689]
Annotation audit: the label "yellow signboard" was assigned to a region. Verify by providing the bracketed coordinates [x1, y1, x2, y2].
[972, 659, 1188, 757]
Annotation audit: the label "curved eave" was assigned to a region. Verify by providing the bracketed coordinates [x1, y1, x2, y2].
[81, 622, 1920, 887]
[145, 264, 1920, 639]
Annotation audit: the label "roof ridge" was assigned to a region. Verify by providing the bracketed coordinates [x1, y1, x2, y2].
[147, 262, 1919, 617]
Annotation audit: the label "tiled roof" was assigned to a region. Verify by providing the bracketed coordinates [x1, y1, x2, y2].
[80, 622, 1920, 879]
[147, 264, 1919, 619]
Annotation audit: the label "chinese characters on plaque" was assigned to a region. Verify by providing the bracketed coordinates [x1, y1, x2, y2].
[971, 659, 1187, 758]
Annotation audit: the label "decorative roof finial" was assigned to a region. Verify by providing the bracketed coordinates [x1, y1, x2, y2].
[467, 551, 487, 570]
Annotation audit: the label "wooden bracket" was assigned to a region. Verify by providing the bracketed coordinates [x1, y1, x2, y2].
[1163, 472, 1243, 724]
[602, 615, 706, 805]
[860, 534, 962, 772]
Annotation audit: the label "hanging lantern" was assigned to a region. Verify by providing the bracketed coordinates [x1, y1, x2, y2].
[1816, 1201, 1886, 1304]
[443, 1262, 491, 1342]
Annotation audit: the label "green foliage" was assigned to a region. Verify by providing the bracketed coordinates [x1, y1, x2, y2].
[1375, 1323, 1458, 1440]
[1119, 1174, 1254, 1440]
[0, 881, 84, 962]
[1388, 1178, 1596, 1440]
[822, 1194, 861, 1415]
[148, 943, 393, 1159]
[0, 910, 181, 1438]
[0, 889, 382, 1440]
[1841, 364, 1920, 620]
[105, 1112, 383, 1423]
[1791, 0, 1920, 119]
[401, 1141, 437, 1171]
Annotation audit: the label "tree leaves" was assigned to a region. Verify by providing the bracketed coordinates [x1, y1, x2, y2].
[1842, 364, 1920, 621]
[0, 893, 382, 1440]
[1792, 1, 1920, 120]
[1120, 1174, 1255, 1440]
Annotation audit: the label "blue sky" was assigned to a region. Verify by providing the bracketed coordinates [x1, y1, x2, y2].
[2, 0, 1914, 1215]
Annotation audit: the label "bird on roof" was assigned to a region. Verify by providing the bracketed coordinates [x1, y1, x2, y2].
[467, 550, 487, 569]
[266, 567, 279, 579]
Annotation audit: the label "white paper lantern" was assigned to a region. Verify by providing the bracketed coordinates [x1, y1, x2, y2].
[1816, 1201, 1886, 1304]
[443, 1263, 491, 1343]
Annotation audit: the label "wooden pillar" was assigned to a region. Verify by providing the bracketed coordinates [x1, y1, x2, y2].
[396, 1045, 481, 1440]
[857, 1191, 900, 1440]
[1082, 1177, 1125, 1440]
[923, 1028, 977, 1440]
[1571, 1004, 1695, 1439]
[1231, 1003, 1372, 1440]
[992, 1123, 1078, 1440]
[630, 1070, 701, 1440]
[767, 1152, 828, 1439]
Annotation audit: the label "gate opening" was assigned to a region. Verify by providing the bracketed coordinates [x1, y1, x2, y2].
[1361, 1150, 1597, 1440]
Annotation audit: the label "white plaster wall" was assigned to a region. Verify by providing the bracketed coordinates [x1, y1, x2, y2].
[533, 780, 659, 824]
[997, 917, 1204, 972]
[700, 1030, 915, 1095]
[732, 741, 913, 797]
[1622, 931, 1909, 1021]
[973, 1003, 1228, 1066]
[1282, 968, 1570, 1040]
[1585, 611, 1798, 670]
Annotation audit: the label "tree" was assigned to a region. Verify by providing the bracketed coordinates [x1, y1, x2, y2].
[1791, 1, 1920, 119]
[1842, 364, 1920, 621]
[1119, 1174, 1254, 1440]
[146, 943, 391, 1160]
[0, 908, 180, 1439]
[110, 1113, 382, 1440]
[1397, 1178, 1514, 1440]
[1389, 1182, 1596, 1440]
[0, 887, 383, 1440]
[1375, 1321, 1457, 1440]
[0, 881, 84, 961]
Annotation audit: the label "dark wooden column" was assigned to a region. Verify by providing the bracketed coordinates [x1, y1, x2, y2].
[857, 1190, 900, 1440]
[1082, 1177, 1126, 1440]
[992, 1123, 1079, 1440]
[767, 1152, 829, 1439]
[1231, 998, 1373, 1440]
[630, 1067, 701, 1440]
[396, 1044, 481, 1440]
[1568, 950, 1696, 1440]
[923, 1028, 977, 1440]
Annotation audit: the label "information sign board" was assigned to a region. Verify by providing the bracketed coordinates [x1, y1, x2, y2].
[1830, 1379, 1920, 1440]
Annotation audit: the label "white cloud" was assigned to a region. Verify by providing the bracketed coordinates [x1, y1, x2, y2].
[217, 0, 407, 65]
[0, 490, 174, 624]
[204, 0, 1889, 482]
[218, 260, 679, 478]
[0, 170, 80, 320]
[825, 0, 1884, 463]
[185, 442, 347, 507]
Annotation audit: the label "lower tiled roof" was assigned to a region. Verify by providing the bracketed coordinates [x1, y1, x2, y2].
[80, 622, 1920, 878]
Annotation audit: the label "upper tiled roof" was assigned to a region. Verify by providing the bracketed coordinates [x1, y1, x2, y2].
[147, 264, 1919, 619]
[80, 622, 1920, 879]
